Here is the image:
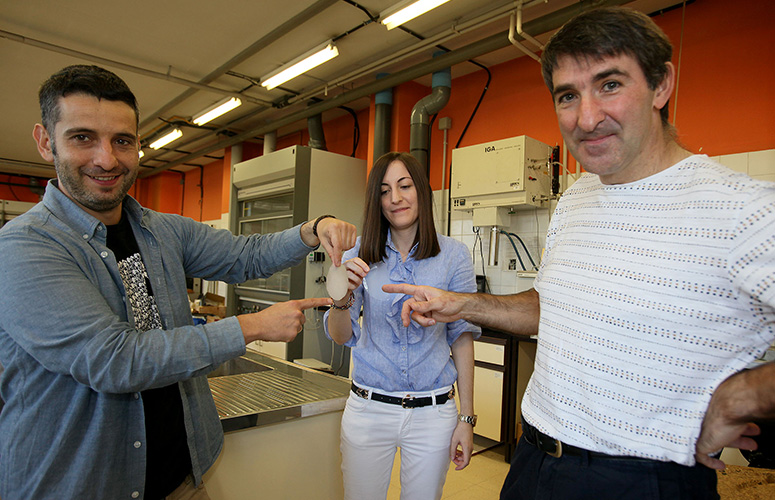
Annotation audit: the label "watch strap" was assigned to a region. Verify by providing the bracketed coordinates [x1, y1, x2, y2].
[458, 413, 477, 426]
[312, 215, 335, 237]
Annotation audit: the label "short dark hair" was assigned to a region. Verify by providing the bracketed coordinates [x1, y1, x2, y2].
[541, 7, 673, 125]
[359, 152, 440, 264]
[38, 65, 139, 133]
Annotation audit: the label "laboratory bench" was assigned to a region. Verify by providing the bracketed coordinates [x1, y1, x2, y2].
[203, 349, 350, 499]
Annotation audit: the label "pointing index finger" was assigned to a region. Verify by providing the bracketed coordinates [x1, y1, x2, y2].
[382, 283, 417, 295]
[296, 297, 334, 310]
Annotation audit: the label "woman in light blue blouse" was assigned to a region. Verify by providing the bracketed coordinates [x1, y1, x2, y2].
[324, 152, 480, 500]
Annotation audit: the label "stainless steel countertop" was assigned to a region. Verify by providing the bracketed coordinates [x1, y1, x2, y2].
[207, 349, 350, 433]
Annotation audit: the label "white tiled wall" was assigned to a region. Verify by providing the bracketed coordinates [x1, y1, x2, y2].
[433, 189, 553, 296]
[434, 148, 775, 297]
[714, 148, 775, 183]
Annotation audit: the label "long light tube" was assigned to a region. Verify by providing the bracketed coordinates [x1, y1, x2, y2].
[192, 97, 242, 126]
[149, 128, 182, 150]
[381, 0, 451, 30]
[261, 42, 339, 90]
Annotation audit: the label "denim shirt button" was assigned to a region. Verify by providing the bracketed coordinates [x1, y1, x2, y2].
[133, 441, 142, 449]
[100, 251, 108, 259]
[82, 234, 89, 240]
[132, 491, 139, 498]
[133, 393, 139, 400]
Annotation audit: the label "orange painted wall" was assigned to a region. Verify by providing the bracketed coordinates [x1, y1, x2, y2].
[179, 160, 223, 222]
[0, 175, 46, 202]
[140, 0, 773, 212]
[135, 171, 182, 214]
[654, 0, 775, 155]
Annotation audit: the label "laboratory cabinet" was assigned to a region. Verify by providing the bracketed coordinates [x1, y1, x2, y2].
[474, 329, 536, 461]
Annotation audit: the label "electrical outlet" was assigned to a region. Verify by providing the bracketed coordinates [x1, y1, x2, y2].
[508, 259, 517, 270]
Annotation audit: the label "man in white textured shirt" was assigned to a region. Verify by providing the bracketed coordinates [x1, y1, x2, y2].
[384, 7, 775, 500]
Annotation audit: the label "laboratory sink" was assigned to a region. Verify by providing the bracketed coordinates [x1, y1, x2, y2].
[207, 356, 273, 378]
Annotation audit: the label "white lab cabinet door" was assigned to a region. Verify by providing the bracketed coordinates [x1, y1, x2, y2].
[473, 365, 504, 441]
[473, 340, 506, 442]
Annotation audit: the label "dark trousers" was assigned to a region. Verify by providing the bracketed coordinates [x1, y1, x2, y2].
[500, 433, 719, 500]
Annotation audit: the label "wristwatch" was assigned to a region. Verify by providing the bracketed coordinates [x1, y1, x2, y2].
[458, 414, 477, 426]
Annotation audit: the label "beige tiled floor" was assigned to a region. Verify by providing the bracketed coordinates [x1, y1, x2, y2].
[386, 447, 511, 500]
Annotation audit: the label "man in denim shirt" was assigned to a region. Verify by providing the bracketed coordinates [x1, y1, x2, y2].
[0, 65, 356, 499]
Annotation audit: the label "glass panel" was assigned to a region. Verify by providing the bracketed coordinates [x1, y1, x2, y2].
[240, 192, 294, 219]
[237, 191, 294, 294]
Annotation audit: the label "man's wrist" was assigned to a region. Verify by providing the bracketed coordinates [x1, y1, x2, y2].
[313, 215, 336, 237]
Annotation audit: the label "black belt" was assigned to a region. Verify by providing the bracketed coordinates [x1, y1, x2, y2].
[351, 382, 454, 409]
[522, 417, 647, 460]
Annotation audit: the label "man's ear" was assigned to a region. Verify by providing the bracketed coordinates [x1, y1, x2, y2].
[32, 124, 55, 163]
[653, 61, 676, 112]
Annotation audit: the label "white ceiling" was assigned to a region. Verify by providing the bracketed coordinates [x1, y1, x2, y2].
[0, 0, 681, 181]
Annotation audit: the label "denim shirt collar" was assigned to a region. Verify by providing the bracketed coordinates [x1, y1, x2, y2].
[43, 180, 145, 241]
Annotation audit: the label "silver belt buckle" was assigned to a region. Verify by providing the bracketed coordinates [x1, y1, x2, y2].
[401, 395, 415, 408]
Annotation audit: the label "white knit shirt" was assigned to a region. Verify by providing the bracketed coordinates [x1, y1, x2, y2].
[527, 155, 775, 465]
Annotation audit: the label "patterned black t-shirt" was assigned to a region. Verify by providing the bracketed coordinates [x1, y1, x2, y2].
[106, 215, 191, 499]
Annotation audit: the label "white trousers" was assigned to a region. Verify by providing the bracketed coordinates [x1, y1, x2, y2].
[340, 386, 458, 500]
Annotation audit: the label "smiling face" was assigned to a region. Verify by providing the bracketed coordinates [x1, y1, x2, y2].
[33, 93, 139, 224]
[380, 160, 419, 234]
[552, 53, 673, 184]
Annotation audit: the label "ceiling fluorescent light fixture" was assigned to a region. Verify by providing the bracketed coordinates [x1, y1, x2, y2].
[380, 0, 451, 30]
[149, 128, 182, 150]
[192, 97, 242, 126]
[261, 41, 339, 90]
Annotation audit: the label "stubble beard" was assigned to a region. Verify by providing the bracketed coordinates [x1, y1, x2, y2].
[53, 150, 137, 213]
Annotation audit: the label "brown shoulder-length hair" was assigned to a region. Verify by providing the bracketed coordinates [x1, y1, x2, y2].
[359, 152, 440, 264]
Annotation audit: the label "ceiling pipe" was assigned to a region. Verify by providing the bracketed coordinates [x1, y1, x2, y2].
[0, 29, 270, 107]
[508, 13, 540, 62]
[410, 54, 451, 175]
[517, 0, 547, 51]
[263, 131, 277, 155]
[0, 158, 56, 178]
[307, 112, 327, 151]
[139, 0, 630, 178]
[373, 73, 393, 162]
